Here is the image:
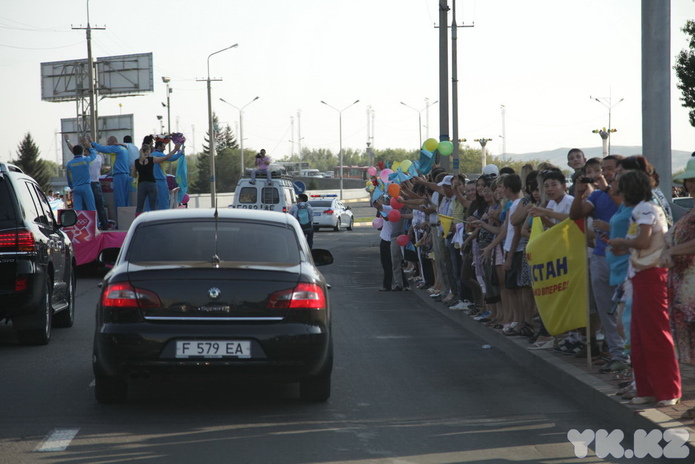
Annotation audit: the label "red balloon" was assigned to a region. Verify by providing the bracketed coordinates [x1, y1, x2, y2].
[390, 197, 403, 209]
[396, 234, 410, 247]
[387, 209, 401, 222]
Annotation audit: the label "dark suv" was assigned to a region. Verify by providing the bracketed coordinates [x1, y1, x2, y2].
[0, 162, 77, 345]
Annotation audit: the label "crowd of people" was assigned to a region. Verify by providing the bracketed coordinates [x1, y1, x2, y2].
[63, 133, 186, 228]
[372, 149, 695, 413]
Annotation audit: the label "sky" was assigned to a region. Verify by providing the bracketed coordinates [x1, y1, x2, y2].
[1, 0, 695, 169]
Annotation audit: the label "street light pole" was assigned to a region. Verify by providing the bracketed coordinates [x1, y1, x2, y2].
[321, 99, 360, 200]
[474, 138, 493, 171]
[400, 100, 439, 149]
[200, 43, 238, 209]
[220, 96, 260, 175]
[590, 94, 624, 155]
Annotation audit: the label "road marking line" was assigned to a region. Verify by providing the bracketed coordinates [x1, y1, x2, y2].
[34, 428, 80, 452]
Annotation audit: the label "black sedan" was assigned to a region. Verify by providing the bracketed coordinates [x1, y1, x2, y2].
[93, 208, 334, 403]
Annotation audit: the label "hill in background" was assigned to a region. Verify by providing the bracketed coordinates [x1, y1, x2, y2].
[499, 146, 693, 173]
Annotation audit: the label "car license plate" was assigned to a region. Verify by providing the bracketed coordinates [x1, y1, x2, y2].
[314, 212, 322, 216]
[176, 341, 251, 358]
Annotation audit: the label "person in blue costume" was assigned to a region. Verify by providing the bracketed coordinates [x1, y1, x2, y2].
[66, 137, 97, 211]
[151, 140, 184, 210]
[91, 136, 131, 209]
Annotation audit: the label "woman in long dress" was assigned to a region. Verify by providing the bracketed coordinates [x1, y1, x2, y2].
[662, 159, 695, 417]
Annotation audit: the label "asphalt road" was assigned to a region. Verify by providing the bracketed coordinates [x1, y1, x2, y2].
[0, 226, 682, 463]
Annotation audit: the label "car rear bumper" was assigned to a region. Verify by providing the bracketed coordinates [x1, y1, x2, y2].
[94, 321, 332, 381]
[312, 216, 337, 228]
[0, 262, 47, 319]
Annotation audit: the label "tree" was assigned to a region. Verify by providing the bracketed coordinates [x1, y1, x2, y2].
[191, 151, 210, 194]
[13, 133, 52, 192]
[201, 113, 238, 153]
[193, 113, 239, 194]
[675, 20, 695, 127]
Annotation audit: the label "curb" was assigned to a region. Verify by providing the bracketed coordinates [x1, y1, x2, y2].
[411, 288, 695, 455]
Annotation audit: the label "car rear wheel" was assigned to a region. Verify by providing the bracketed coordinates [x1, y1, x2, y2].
[53, 266, 75, 328]
[299, 344, 333, 402]
[333, 218, 341, 232]
[17, 279, 52, 346]
[95, 374, 128, 404]
[347, 218, 354, 231]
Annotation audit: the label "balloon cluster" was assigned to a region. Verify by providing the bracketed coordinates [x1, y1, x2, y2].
[367, 137, 456, 230]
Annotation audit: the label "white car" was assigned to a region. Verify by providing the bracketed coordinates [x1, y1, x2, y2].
[309, 195, 354, 231]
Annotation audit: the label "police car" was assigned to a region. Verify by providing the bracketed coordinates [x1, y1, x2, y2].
[231, 167, 297, 212]
[308, 194, 354, 231]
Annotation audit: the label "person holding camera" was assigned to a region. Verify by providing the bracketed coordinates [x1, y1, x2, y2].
[251, 149, 272, 185]
[569, 155, 629, 373]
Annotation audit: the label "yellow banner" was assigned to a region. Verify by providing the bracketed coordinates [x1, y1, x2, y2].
[526, 218, 587, 335]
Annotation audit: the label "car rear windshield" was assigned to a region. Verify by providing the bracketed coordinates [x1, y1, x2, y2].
[308, 201, 332, 207]
[0, 179, 18, 229]
[126, 220, 301, 264]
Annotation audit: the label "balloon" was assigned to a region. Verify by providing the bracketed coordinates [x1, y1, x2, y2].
[438, 140, 454, 156]
[372, 217, 384, 229]
[396, 234, 410, 247]
[390, 197, 403, 209]
[400, 159, 412, 172]
[387, 183, 401, 197]
[391, 161, 401, 172]
[423, 138, 439, 152]
[367, 166, 377, 177]
[380, 169, 393, 183]
[387, 209, 401, 222]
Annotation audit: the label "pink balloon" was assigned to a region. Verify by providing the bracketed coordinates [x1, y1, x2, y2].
[387, 209, 401, 222]
[367, 166, 377, 177]
[372, 217, 384, 229]
[380, 169, 393, 182]
[396, 234, 410, 247]
[390, 197, 403, 209]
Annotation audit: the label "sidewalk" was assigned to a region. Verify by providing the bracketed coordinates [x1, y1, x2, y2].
[410, 286, 695, 453]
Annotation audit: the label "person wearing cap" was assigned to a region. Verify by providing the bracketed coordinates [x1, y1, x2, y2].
[661, 159, 695, 417]
[482, 164, 500, 177]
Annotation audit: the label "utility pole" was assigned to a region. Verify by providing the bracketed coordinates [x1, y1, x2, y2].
[297, 110, 303, 170]
[500, 105, 506, 156]
[438, 0, 450, 171]
[449, 0, 474, 174]
[72, 0, 105, 140]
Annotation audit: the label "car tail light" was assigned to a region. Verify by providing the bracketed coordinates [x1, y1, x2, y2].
[15, 276, 29, 291]
[267, 283, 326, 309]
[101, 282, 162, 309]
[323, 209, 334, 215]
[0, 230, 35, 253]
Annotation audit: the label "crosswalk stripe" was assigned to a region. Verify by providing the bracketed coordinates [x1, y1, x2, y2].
[34, 428, 80, 452]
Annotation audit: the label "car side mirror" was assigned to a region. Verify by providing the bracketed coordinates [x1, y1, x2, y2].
[311, 248, 334, 266]
[58, 209, 77, 228]
[98, 248, 120, 267]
